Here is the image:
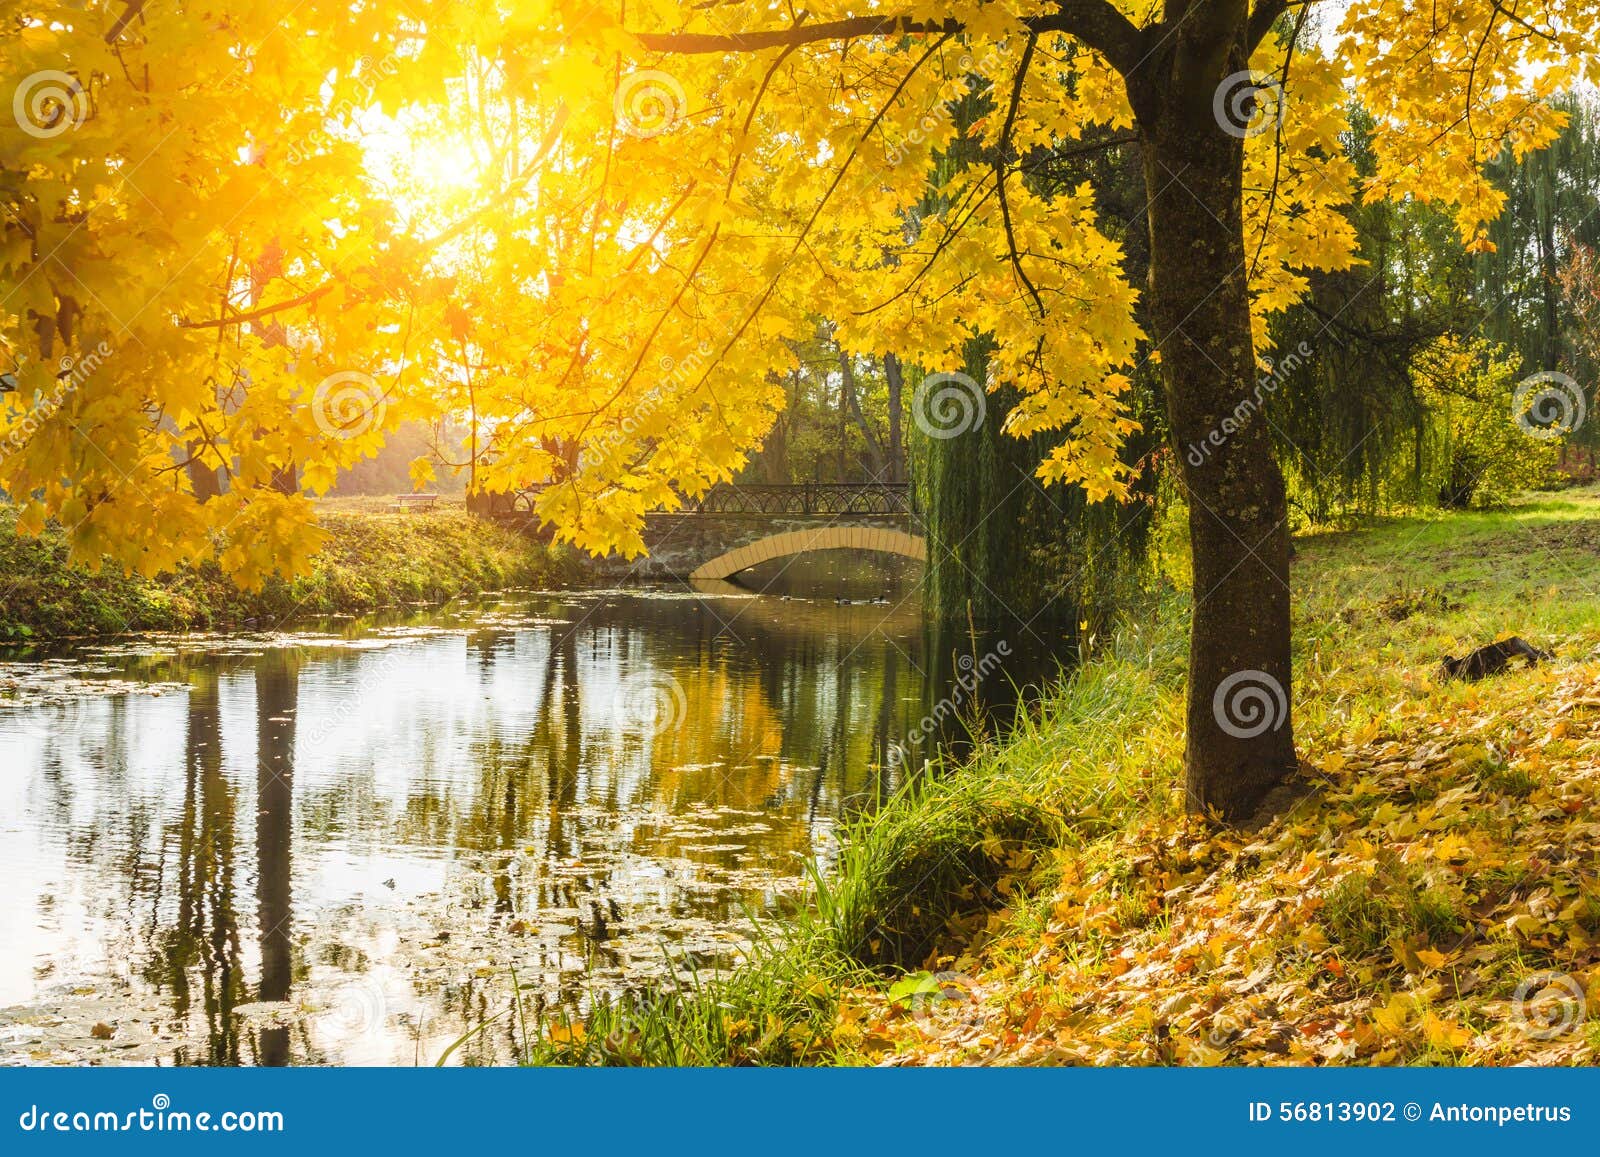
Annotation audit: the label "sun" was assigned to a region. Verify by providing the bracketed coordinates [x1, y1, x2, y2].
[362, 110, 487, 219]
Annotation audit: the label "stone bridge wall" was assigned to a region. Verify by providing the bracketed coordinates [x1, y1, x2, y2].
[504, 512, 919, 580]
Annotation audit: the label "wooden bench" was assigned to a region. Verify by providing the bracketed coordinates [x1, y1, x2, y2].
[390, 493, 439, 513]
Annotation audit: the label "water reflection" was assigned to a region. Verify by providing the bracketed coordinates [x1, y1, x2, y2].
[0, 573, 1057, 1066]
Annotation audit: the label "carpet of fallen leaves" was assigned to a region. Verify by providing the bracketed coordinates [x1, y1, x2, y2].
[840, 661, 1600, 1066]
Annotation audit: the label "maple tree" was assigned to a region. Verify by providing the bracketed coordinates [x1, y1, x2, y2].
[1, 0, 1591, 818]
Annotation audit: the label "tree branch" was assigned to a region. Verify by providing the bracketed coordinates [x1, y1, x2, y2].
[996, 34, 1045, 318]
[179, 281, 335, 331]
[633, 3, 1145, 76]
[1246, 0, 1323, 55]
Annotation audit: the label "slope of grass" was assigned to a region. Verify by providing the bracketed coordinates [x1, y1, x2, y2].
[521, 487, 1600, 1066]
[0, 505, 580, 641]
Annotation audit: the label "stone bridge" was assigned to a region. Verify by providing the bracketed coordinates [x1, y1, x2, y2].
[496, 483, 925, 581]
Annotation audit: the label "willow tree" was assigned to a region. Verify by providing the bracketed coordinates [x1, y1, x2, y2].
[1, 1, 1588, 819]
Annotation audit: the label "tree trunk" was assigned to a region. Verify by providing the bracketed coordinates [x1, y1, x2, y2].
[839, 348, 886, 477]
[1131, 25, 1297, 821]
[883, 353, 905, 483]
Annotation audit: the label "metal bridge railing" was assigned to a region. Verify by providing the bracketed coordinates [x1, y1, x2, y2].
[506, 482, 914, 518]
[688, 483, 913, 516]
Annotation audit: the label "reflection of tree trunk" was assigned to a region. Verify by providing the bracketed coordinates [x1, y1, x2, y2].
[254, 652, 297, 1066]
[811, 658, 848, 825]
[161, 676, 244, 1064]
[559, 628, 581, 808]
[873, 640, 897, 800]
[539, 626, 584, 851]
[173, 694, 204, 1011]
[195, 678, 243, 1063]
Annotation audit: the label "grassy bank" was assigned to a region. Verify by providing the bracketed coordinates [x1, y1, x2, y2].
[0, 504, 579, 641]
[522, 488, 1600, 1066]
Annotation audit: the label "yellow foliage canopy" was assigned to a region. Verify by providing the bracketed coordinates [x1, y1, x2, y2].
[0, 1, 1587, 580]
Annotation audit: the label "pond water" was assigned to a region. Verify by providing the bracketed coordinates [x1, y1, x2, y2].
[0, 556, 1065, 1065]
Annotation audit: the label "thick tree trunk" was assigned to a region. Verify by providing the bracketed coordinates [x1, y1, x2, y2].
[1131, 24, 1297, 821]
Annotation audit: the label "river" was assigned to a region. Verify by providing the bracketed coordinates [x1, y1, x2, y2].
[0, 558, 1060, 1065]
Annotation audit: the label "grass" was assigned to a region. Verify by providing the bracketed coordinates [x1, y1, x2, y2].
[515, 614, 1187, 1066]
[0, 503, 580, 642]
[515, 485, 1600, 1066]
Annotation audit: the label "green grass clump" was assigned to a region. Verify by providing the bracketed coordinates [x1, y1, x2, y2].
[1321, 856, 1465, 958]
[1455, 742, 1539, 798]
[818, 613, 1184, 968]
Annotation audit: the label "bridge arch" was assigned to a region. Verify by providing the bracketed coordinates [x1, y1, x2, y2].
[688, 526, 926, 581]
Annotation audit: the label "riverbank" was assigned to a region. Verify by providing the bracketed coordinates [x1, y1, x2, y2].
[0, 503, 579, 641]
[524, 488, 1600, 1065]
